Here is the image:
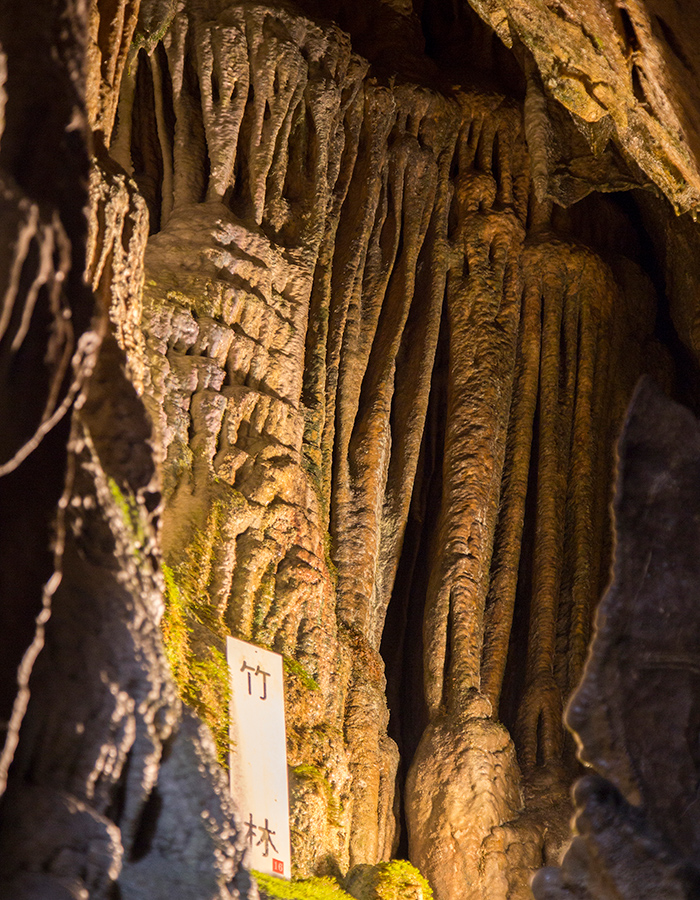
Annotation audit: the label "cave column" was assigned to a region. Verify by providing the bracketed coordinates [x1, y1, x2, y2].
[405, 114, 529, 898]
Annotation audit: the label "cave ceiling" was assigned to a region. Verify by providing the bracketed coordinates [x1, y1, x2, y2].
[1, 0, 700, 898]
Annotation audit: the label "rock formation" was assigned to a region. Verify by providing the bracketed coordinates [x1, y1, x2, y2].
[533, 378, 700, 900]
[1, 0, 700, 898]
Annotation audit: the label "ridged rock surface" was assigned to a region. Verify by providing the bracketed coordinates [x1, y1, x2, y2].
[107, 0, 681, 893]
[533, 379, 700, 900]
[0, 0, 257, 897]
[2, 0, 700, 898]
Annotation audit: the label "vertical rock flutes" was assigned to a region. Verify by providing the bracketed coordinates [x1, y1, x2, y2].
[0, 0, 257, 898]
[1, 0, 699, 897]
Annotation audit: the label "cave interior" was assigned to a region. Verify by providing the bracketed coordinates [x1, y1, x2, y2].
[1, 0, 700, 898]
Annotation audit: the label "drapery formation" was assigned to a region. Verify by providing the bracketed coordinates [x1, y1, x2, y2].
[101, 1, 673, 893]
[0, 0, 697, 897]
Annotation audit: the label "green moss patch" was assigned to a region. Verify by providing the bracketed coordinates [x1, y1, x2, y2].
[131, 0, 178, 55]
[291, 764, 343, 826]
[161, 563, 190, 685]
[159, 497, 237, 766]
[187, 645, 231, 762]
[345, 861, 433, 900]
[254, 873, 353, 900]
[284, 657, 320, 692]
[161, 560, 231, 765]
[254, 862, 432, 900]
[108, 477, 147, 557]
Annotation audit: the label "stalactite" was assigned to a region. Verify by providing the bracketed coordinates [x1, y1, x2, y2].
[334, 118, 440, 636]
[323, 87, 399, 564]
[421, 105, 527, 717]
[149, 50, 174, 227]
[370, 96, 456, 649]
[524, 60, 551, 205]
[195, 15, 249, 200]
[508, 245, 625, 771]
[86, 0, 141, 141]
[300, 64, 366, 522]
[109, 52, 137, 170]
[562, 280, 598, 696]
[101, 0, 684, 891]
[480, 275, 541, 710]
[164, 14, 208, 210]
[516, 254, 570, 769]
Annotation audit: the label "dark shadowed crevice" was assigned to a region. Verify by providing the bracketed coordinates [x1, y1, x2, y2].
[228, 83, 256, 221]
[380, 314, 448, 858]
[498, 388, 539, 744]
[420, 0, 525, 95]
[131, 49, 163, 233]
[129, 787, 163, 862]
[626, 190, 700, 417]
[553, 188, 700, 417]
[0, 0, 93, 754]
[105, 750, 132, 826]
[617, 6, 640, 53]
[156, 41, 177, 173]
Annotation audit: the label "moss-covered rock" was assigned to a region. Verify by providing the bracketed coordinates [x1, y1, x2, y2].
[344, 862, 433, 900]
[254, 873, 354, 900]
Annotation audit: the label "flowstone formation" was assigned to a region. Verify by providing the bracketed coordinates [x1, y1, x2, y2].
[533, 379, 700, 900]
[3, 0, 700, 898]
[105, 0, 689, 893]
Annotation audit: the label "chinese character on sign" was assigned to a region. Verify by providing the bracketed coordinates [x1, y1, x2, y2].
[245, 813, 278, 857]
[228, 636, 291, 879]
[241, 662, 256, 695]
[256, 818, 278, 857]
[245, 813, 257, 846]
[240, 660, 271, 700]
[255, 665, 270, 700]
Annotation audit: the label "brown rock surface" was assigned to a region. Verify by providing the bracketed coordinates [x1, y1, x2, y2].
[111, 0, 681, 888]
[469, 0, 700, 214]
[405, 699, 522, 900]
[3, 0, 700, 898]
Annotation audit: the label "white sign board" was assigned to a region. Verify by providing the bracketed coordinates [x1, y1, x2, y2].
[227, 636, 291, 878]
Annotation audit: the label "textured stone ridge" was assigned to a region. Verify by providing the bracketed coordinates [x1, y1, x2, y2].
[0, 0, 258, 897]
[109, 0, 683, 893]
[469, 0, 700, 216]
[3, 0, 700, 899]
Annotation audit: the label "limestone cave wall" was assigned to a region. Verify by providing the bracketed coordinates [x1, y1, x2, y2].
[2, 0, 700, 898]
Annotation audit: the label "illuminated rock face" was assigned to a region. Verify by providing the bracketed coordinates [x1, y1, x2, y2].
[2, 0, 700, 898]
